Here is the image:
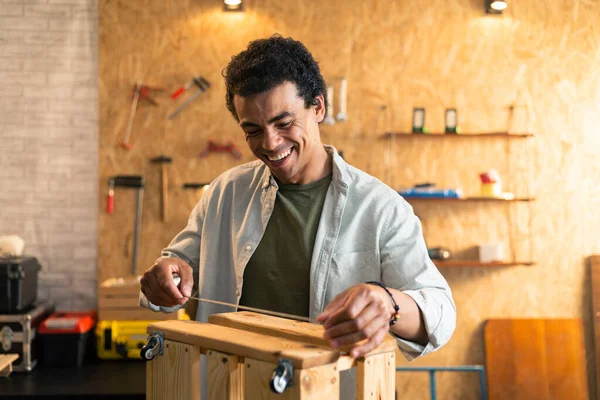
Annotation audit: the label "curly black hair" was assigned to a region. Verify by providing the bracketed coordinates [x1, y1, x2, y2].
[223, 34, 327, 122]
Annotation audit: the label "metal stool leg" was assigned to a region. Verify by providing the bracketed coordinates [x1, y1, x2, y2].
[429, 370, 436, 400]
[479, 368, 488, 400]
[396, 365, 487, 400]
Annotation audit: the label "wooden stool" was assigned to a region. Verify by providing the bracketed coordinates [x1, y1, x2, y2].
[142, 311, 396, 399]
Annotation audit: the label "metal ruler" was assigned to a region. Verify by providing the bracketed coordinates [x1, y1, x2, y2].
[183, 293, 310, 322]
[172, 273, 310, 322]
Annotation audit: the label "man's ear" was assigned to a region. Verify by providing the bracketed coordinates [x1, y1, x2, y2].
[313, 94, 325, 123]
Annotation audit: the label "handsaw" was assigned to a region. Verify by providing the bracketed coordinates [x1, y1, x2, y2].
[172, 274, 310, 322]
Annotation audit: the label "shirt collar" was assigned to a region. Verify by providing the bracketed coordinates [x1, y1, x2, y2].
[260, 144, 349, 191]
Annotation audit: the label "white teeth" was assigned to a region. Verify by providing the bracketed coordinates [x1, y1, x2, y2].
[268, 148, 292, 161]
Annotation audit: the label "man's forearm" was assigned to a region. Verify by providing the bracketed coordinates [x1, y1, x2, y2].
[379, 287, 428, 346]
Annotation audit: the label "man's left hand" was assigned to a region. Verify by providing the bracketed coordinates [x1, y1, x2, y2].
[316, 283, 394, 358]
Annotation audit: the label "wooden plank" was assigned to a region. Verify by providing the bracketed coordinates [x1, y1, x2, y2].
[512, 319, 549, 400]
[590, 255, 600, 399]
[207, 350, 244, 400]
[244, 358, 339, 400]
[484, 319, 589, 400]
[484, 320, 517, 399]
[0, 354, 19, 371]
[98, 278, 142, 296]
[208, 311, 397, 355]
[0, 363, 12, 378]
[148, 339, 201, 400]
[0, 354, 19, 378]
[589, 255, 600, 266]
[98, 293, 140, 301]
[484, 319, 550, 400]
[98, 292, 139, 300]
[356, 352, 395, 400]
[98, 308, 184, 321]
[544, 319, 588, 398]
[209, 311, 326, 345]
[98, 297, 140, 309]
[146, 356, 153, 400]
[147, 320, 340, 369]
[336, 355, 356, 372]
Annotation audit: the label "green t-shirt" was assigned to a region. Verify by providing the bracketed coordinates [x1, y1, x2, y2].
[239, 174, 332, 318]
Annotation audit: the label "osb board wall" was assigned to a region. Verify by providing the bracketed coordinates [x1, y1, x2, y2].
[99, 0, 600, 398]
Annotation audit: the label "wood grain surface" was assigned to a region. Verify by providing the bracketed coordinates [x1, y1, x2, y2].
[146, 320, 340, 369]
[484, 319, 588, 400]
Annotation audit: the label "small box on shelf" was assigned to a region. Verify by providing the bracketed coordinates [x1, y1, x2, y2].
[479, 244, 504, 263]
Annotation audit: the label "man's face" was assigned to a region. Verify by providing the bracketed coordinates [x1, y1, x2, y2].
[234, 82, 325, 185]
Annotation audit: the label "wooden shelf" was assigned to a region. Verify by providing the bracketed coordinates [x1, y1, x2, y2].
[403, 196, 535, 202]
[435, 260, 536, 267]
[384, 132, 534, 139]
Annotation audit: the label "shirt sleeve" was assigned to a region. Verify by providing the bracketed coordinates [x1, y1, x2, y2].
[139, 198, 206, 313]
[379, 197, 457, 361]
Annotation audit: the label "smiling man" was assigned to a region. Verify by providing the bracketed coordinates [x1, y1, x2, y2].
[140, 35, 455, 374]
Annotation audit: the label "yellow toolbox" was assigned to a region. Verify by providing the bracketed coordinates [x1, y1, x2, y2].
[96, 316, 189, 360]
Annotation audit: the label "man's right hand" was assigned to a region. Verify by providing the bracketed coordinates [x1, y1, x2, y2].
[141, 257, 194, 307]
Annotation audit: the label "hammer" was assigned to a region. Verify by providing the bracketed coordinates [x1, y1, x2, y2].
[150, 155, 173, 222]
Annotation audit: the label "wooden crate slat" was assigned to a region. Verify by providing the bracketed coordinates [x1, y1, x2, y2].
[147, 320, 339, 369]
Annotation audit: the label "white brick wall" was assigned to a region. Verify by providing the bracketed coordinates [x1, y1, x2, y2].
[0, 0, 98, 311]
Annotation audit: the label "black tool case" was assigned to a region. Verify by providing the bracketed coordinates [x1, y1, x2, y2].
[0, 256, 42, 314]
[0, 301, 54, 372]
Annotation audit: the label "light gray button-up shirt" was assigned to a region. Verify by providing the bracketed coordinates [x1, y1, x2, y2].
[141, 145, 456, 360]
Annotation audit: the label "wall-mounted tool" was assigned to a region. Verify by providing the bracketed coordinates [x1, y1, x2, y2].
[168, 76, 210, 119]
[107, 175, 145, 276]
[323, 85, 335, 125]
[183, 183, 210, 190]
[170, 76, 203, 100]
[121, 83, 163, 150]
[412, 107, 425, 133]
[183, 183, 210, 201]
[150, 155, 172, 223]
[336, 77, 348, 122]
[428, 247, 452, 261]
[445, 108, 458, 133]
[199, 141, 242, 159]
[106, 179, 115, 214]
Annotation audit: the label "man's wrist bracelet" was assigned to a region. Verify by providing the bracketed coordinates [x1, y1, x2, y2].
[366, 281, 400, 326]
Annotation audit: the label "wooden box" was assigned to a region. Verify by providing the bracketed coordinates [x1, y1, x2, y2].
[98, 277, 185, 321]
[144, 311, 396, 399]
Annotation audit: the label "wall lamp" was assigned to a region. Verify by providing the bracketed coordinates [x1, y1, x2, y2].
[486, 0, 507, 14]
[224, 0, 243, 11]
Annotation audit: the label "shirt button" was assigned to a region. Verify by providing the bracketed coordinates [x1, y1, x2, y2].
[245, 245, 252, 251]
[236, 289, 240, 296]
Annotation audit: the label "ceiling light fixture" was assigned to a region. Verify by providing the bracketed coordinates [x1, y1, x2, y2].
[486, 0, 507, 14]
[224, 0, 243, 12]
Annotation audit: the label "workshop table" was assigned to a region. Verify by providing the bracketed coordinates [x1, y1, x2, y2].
[0, 359, 145, 399]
